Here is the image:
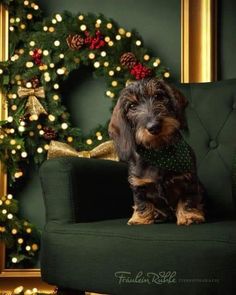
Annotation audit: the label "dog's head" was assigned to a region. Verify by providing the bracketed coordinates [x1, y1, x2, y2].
[109, 78, 188, 161]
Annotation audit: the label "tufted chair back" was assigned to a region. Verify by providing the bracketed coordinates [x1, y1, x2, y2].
[177, 79, 236, 218]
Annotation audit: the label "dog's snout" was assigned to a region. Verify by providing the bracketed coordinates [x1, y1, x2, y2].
[146, 122, 161, 135]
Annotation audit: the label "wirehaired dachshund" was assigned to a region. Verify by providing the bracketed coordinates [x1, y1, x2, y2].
[109, 78, 205, 225]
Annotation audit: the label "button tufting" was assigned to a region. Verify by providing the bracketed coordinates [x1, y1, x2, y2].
[232, 102, 236, 110]
[209, 140, 218, 149]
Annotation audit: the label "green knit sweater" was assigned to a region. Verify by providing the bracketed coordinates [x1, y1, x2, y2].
[137, 138, 195, 173]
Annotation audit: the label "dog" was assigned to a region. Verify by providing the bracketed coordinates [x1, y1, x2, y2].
[108, 78, 205, 225]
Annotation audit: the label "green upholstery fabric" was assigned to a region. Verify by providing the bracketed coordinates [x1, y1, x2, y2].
[39, 79, 236, 295]
[40, 157, 133, 223]
[41, 219, 236, 295]
[178, 79, 236, 217]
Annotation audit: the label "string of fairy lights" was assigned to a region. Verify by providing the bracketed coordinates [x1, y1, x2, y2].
[0, 0, 170, 267]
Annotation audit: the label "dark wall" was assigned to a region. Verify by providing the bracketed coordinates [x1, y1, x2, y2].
[218, 0, 236, 79]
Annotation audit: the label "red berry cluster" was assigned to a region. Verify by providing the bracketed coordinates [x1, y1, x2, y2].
[84, 30, 106, 50]
[130, 63, 152, 80]
[32, 49, 42, 66]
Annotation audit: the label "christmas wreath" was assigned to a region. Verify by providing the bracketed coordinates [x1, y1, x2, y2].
[0, 0, 170, 267]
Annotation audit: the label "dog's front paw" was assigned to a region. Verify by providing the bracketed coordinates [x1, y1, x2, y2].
[176, 208, 205, 226]
[127, 215, 154, 225]
[127, 205, 155, 225]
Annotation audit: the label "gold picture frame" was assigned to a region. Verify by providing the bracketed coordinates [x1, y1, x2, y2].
[0, 0, 217, 291]
[181, 0, 217, 82]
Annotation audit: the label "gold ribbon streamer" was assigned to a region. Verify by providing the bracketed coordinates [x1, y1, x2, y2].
[47, 140, 119, 161]
[17, 86, 48, 117]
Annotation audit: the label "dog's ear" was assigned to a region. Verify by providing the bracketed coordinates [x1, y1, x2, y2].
[171, 87, 188, 130]
[172, 87, 188, 111]
[108, 99, 134, 161]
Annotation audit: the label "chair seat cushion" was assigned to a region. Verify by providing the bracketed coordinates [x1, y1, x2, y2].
[41, 219, 236, 295]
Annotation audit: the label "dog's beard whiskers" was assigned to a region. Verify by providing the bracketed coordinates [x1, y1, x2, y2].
[135, 117, 180, 149]
[135, 128, 154, 148]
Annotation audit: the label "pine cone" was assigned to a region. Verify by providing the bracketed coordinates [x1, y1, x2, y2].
[31, 77, 40, 88]
[120, 52, 137, 69]
[66, 34, 84, 50]
[43, 127, 57, 140]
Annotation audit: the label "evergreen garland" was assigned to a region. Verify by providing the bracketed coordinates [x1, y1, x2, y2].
[0, 0, 170, 267]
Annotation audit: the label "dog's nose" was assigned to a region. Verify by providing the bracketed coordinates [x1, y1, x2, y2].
[146, 122, 161, 135]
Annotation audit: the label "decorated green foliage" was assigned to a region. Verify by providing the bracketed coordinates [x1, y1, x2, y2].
[0, 0, 170, 267]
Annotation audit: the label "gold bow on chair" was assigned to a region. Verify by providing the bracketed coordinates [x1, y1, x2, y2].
[17, 86, 48, 119]
[47, 140, 119, 161]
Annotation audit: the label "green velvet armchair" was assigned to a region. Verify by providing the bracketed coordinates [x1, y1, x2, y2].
[39, 79, 236, 295]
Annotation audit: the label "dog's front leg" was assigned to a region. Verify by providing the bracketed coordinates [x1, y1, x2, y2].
[128, 185, 157, 225]
[127, 176, 159, 225]
[175, 181, 205, 225]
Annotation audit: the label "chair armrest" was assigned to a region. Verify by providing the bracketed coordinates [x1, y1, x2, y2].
[39, 157, 133, 223]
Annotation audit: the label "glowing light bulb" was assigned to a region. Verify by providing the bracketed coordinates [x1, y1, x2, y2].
[86, 139, 93, 145]
[143, 54, 150, 61]
[12, 257, 18, 263]
[7, 194, 13, 199]
[80, 24, 87, 31]
[37, 147, 43, 153]
[61, 123, 68, 130]
[94, 61, 100, 68]
[48, 114, 55, 121]
[7, 116, 13, 123]
[43, 50, 49, 56]
[21, 151, 28, 158]
[55, 14, 62, 22]
[88, 53, 95, 59]
[100, 51, 107, 57]
[54, 40, 60, 47]
[164, 72, 170, 78]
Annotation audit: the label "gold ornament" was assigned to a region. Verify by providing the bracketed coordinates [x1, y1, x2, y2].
[17, 86, 48, 117]
[47, 140, 119, 161]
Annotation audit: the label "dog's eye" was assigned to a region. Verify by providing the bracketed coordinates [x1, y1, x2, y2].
[128, 103, 137, 110]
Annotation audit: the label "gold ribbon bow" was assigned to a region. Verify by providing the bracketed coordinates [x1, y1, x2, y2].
[17, 86, 48, 119]
[47, 140, 119, 161]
